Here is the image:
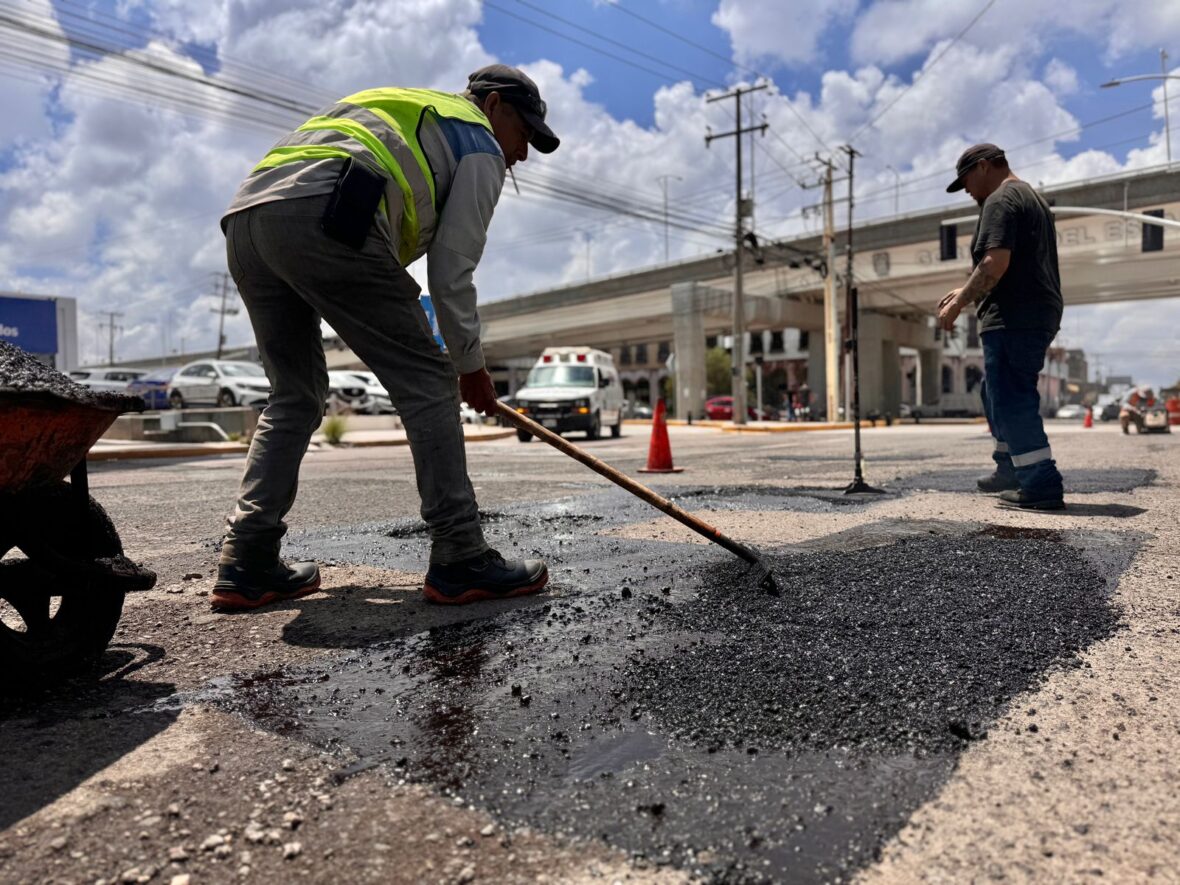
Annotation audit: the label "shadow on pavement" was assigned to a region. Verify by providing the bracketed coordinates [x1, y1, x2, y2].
[0, 644, 177, 830]
[276, 583, 553, 651]
[1029, 502, 1147, 518]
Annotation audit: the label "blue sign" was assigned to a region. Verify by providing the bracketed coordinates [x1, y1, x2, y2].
[0, 296, 57, 354]
[419, 294, 447, 352]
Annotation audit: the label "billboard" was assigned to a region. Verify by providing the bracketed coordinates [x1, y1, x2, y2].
[0, 295, 58, 354]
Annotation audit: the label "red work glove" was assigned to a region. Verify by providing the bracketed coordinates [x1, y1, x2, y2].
[459, 368, 498, 415]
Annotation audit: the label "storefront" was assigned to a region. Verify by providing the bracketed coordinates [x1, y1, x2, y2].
[0, 293, 79, 370]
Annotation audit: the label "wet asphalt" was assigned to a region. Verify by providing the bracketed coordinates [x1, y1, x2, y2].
[219, 485, 1136, 884]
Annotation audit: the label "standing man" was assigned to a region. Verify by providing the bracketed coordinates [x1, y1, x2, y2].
[938, 144, 1065, 510]
[213, 65, 560, 610]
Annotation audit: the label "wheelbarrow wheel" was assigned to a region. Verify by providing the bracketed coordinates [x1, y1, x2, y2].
[0, 482, 127, 683]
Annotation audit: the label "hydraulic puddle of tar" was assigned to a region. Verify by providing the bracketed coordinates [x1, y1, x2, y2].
[221, 510, 1127, 884]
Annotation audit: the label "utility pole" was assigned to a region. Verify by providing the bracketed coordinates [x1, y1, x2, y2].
[98, 311, 124, 365]
[655, 174, 682, 262]
[211, 272, 239, 359]
[819, 155, 839, 424]
[840, 144, 883, 495]
[706, 82, 767, 425]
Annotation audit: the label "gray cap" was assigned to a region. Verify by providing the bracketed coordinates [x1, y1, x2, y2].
[946, 143, 1006, 193]
[467, 63, 559, 154]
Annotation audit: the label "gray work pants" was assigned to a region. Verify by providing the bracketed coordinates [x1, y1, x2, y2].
[221, 194, 489, 567]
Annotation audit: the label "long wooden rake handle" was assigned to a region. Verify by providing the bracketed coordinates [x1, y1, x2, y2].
[492, 401, 764, 567]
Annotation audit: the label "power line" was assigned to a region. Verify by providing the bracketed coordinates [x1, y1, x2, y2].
[482, 0, 713, 87]
[604, 0, 834, 154]
[510, 0, 723, 87]
[850, 0, 998, 141]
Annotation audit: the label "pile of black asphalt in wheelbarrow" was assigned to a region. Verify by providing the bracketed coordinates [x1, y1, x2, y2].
[0, 341, 137, 409]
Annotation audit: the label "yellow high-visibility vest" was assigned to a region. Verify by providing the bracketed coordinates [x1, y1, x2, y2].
[253, 88, 494, 264]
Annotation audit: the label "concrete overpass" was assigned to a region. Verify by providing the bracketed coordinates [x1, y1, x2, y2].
[333, 166, 1180, 415]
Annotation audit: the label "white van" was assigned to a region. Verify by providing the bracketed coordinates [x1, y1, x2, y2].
[513, 347, 624, 441]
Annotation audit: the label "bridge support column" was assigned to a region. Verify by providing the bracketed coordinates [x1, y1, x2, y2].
[807, 336, 828, 419]
[850, 313, 939, 418]
[671, 282, 709, 420]
[918, 348, 941, 409]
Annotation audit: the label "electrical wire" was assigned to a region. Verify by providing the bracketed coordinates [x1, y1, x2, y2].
[604, 0, 834, 154]
[850, 0, 998, 141]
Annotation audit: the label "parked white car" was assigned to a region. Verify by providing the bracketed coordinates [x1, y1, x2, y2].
[168, 360, 271, 409]
[459, 402, 482, 425]
[69, 366, 146, 393]
[332, 370, 395, 414]
[1054, 403, 1089, 420]
[326, 370, 378, 414]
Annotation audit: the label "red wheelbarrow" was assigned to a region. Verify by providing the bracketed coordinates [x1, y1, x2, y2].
[0, 385, 157, 683]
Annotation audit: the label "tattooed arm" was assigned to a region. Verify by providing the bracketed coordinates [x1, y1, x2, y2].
[937, 247, 1011, 331]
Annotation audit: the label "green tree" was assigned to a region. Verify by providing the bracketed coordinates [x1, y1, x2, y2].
[706, 347, 732, 396]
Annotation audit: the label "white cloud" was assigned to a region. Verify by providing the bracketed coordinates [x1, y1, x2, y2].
[1044, 58, 1078, 96]
[849, 0, 1180, 68]
[0, 0, 1177, 381]
[712, 0, 858, 67]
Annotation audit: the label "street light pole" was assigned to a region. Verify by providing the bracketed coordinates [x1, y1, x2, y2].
[1101, 47, 1179, 165]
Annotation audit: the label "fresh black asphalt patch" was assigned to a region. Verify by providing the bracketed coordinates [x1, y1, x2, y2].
[217, 486, 1134, 884]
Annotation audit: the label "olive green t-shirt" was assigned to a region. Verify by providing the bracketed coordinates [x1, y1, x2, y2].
[969, 180, 1063, 333]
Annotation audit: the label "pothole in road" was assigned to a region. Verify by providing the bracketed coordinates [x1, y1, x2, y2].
[221, 522, 1131, 884]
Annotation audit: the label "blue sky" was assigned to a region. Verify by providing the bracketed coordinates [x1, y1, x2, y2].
[1, 0, 1178, 383]
[478, 1, 1176, 169]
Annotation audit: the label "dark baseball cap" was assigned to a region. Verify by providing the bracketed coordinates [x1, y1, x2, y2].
[467, 63, 560, 154]
[946, 143, 1006, 193]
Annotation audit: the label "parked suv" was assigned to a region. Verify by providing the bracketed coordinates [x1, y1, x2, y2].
[168, 360, 270, 408]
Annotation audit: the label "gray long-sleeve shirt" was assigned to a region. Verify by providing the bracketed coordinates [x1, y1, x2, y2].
[223, 103, 504, 375]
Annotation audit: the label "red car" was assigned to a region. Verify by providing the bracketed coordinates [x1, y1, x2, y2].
[704, 396, 772, 420]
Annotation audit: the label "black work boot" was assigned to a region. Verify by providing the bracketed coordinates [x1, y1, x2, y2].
[212, 560, 321, 611]
[977, 470, 1020, 493]
[997, 488, 1065, 511]
[424, 549, 548, 605]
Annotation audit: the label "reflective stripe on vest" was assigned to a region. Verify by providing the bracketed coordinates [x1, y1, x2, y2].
[252, 88, 494, 264]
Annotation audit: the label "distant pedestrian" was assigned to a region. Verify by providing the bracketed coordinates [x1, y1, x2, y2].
[938, 144, 1064, 509]
[213, 65, 560, 610]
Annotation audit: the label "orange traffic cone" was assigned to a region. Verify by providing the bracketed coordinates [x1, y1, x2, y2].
[1083, 407, 1093, 429]
[638, 398, 684, 473]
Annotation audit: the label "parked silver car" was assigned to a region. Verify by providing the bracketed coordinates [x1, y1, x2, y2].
[168, 360, 270, 409]
[69, 366, 146, 393]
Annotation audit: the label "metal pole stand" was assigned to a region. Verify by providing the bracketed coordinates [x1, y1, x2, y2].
[843, 286, 886, 496]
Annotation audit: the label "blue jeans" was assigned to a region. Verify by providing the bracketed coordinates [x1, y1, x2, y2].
[981, 329, 1063, 495]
